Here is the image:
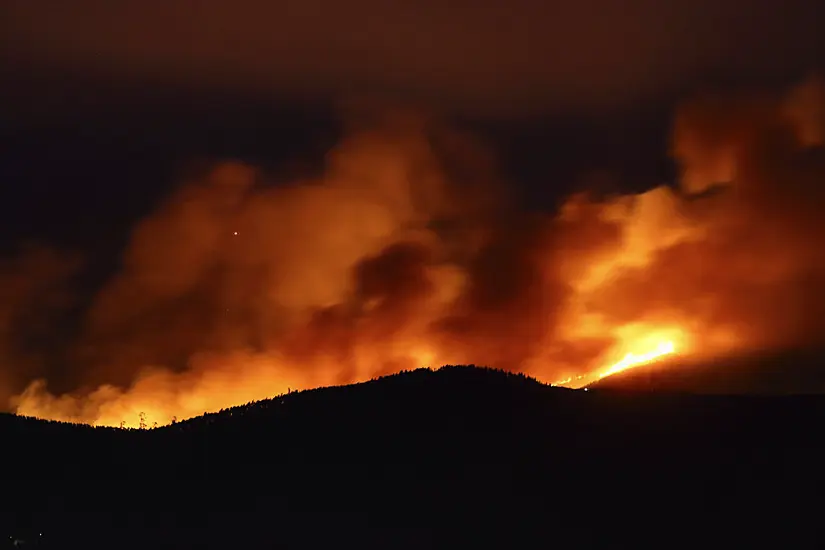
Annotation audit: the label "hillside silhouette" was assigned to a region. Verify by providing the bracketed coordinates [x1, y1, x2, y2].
[3, 364, 825, 548]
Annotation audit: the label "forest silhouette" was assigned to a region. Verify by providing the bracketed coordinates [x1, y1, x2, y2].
[2, 364, 823, 548]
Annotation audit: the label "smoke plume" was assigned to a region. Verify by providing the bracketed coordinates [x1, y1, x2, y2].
[10, 77, 825, 426]
[0, 245, 81, 405]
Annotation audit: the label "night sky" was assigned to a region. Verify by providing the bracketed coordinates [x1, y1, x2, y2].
[3, 0, 822, 251]
[2, 0, 824, 424]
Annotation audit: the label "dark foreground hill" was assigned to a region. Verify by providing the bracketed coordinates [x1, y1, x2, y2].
[3, 365, 825, 548]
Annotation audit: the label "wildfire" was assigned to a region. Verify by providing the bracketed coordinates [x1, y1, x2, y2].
[551, 325, 691, 389]
[5, 77, 824, 428]
[597, 340, 676, 380]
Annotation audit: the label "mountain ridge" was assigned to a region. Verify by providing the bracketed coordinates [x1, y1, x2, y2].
[2, 364, 824, 548]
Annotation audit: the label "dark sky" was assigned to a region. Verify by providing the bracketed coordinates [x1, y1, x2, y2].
[1, 0, 823, 257]
[3, 0, 823, 116]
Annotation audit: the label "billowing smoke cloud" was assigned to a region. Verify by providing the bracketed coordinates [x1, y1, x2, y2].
[10, 77, 825, 427]
[606, 76, 825, 348]
[0, 245, 81, 404]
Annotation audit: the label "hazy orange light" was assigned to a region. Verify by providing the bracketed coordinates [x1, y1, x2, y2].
[598, 339, 676, 379]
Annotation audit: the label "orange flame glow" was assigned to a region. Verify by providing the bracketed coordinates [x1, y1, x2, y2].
[598, 340, 676, 380]
[552, 325, 689, 388]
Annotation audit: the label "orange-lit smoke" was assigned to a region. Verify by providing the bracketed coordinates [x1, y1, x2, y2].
[9, 77, 825, 427]
[0, 245, 81, 406]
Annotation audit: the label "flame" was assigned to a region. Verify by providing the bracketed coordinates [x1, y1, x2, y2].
[598, 340, 675, 380]
[552, 325, 689, 388]
[598, 326, 687, 379]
